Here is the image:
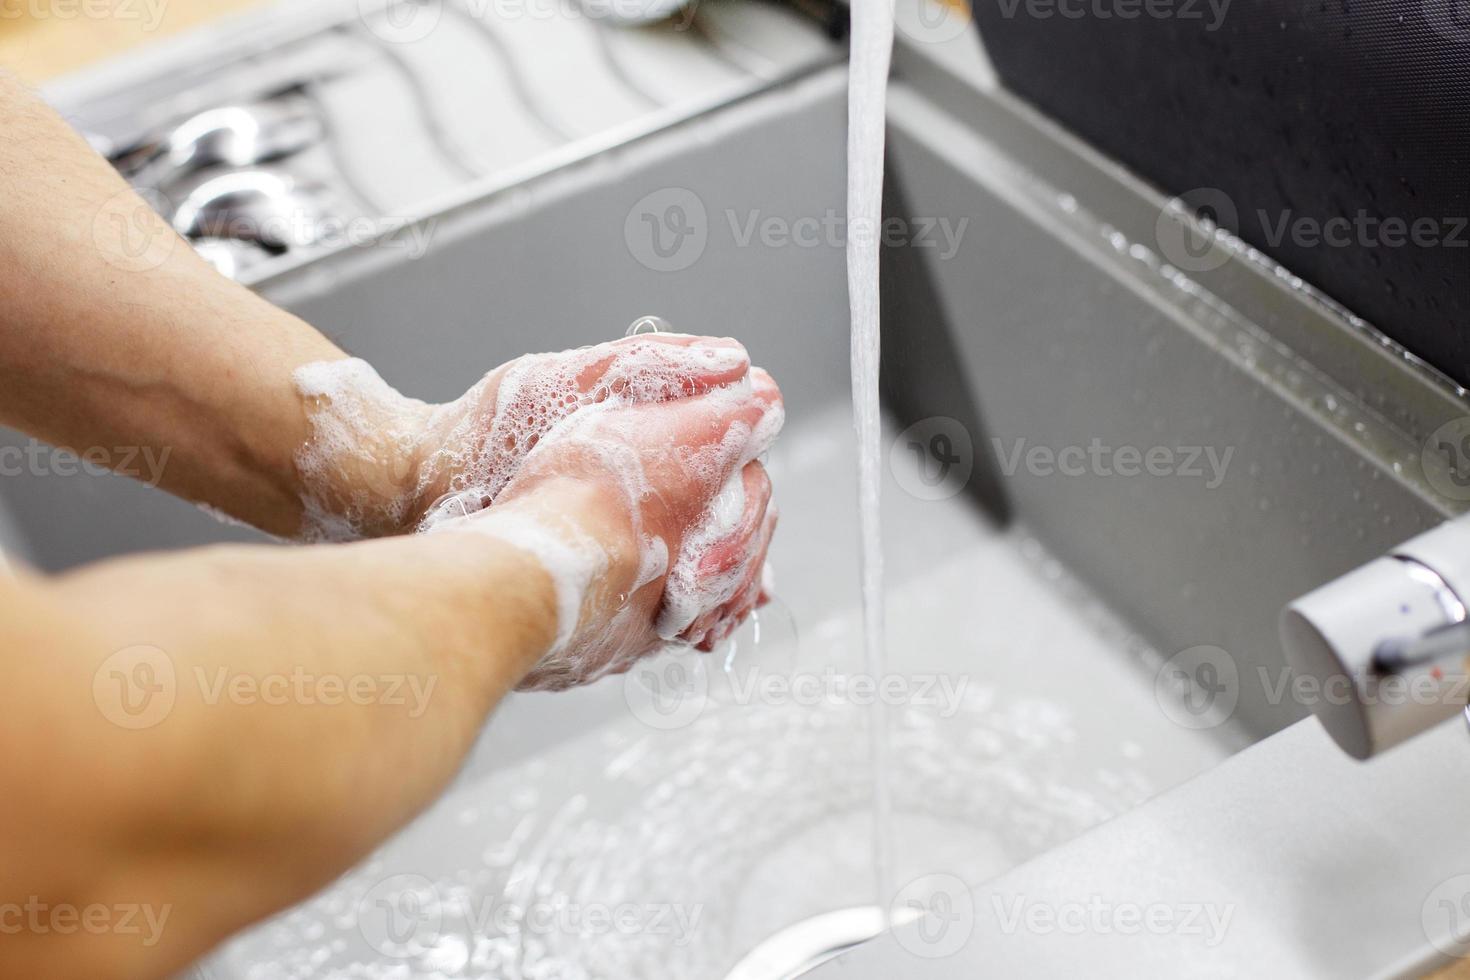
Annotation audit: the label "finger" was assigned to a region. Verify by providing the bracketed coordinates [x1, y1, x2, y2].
[675, 468, 773, 643]
[682, 374, 784, 486]
[693, 464, 771, 582]
[633, 388, 781, 535]
[717, 509, 778, 626]
[708, 504, 776, 629]
[714, 509, 779, 637]
[463, 338, 752, 501]
[699, 605, 751, 654]
[750, 365, 781, 399]
[672, 578, 762, 650]
[487, 335, 751, 439]
[579, 335, 750, 400]
[744, 367, 785, 460]
[674, 465, 769, 638]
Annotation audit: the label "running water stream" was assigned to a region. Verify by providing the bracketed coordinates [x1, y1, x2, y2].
[845, 0, 897, 919]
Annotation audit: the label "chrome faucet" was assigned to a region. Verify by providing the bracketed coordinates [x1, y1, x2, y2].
[1281, 515, 1470, 758]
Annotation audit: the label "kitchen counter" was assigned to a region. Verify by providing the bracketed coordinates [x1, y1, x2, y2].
[0, 0, 265, 82]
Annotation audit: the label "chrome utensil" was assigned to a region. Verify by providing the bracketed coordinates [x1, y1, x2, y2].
[170, 167, 335, 251]
[114, 92, 324, 187]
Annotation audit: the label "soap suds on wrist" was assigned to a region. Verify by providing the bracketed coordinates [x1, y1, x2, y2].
[294, 357, 430, 542]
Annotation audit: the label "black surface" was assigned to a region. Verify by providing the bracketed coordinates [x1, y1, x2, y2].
[972, 0, 1470, 387]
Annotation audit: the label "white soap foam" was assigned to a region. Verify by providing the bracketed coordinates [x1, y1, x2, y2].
[294, 357, 433, 542]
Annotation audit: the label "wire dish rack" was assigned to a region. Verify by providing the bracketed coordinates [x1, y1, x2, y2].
[55, 0, 840, 281]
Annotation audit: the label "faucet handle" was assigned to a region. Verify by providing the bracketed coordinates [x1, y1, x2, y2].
[1373, 620, 1470, 676]
[1282, 515, 1470, 759]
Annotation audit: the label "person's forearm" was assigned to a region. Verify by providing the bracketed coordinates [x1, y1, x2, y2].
[0, 519, 557, 979]
[0, 71, 348, 537]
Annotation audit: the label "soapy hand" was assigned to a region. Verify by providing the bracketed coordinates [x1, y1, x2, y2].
[433, 367, 784, 691]
[294, 333, 752, 541]
[294, 335, 783, 690]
